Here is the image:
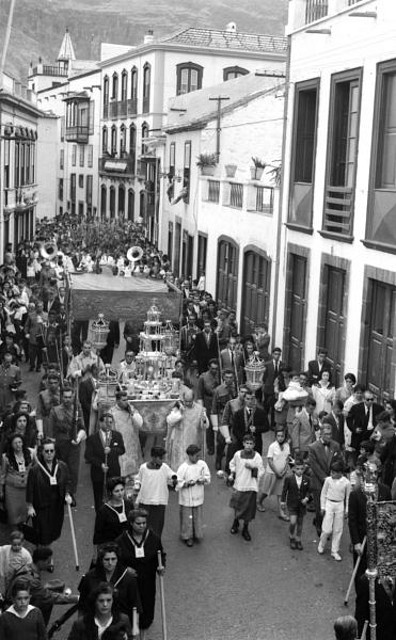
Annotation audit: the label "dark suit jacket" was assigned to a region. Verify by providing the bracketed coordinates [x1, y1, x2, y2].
[232, 406, 270, 444]
[194, 331, 219, 373]
[307, 439, 342, 491]
[281, 472, 310, 511]
[323, 412, 345, 447]
[346, 401, 383, 450]
[307, 359, 332, 385]
[348, 484, 391, 545]
[356, 575, 396, 640]
[263, 359, 286, 395]
[380, 435, 396, 488]
[85, 429, 125, 483]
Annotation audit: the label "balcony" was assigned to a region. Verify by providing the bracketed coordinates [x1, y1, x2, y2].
[99, 156, 135, 177]
[65, 125, 89, 144]
[32, 64, 68, 77]
[127, 98, 138, 116]
[229, 183, 243, 208]
[322, 185, 353, 237]
[106, 99, 138, 120]
[255, 186, 274, 214]
[288, 0, 367, 31]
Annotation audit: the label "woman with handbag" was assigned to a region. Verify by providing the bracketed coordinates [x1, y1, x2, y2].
[25, 438, 72, 545]
[0, 434, 33, 526]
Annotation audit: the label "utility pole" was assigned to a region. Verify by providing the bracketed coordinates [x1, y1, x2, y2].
[209, 95, 230, 159]
[0, 0, 17, 90]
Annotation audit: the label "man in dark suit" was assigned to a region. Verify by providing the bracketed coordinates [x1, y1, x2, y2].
[308, 424, 342, 535]
[231, 390, 269, 456]
[220, 336, 244, 386]
[262, 346, 285, 428]
[348, 465, 391, 583]
[194, 319, 219, 374]
[322, 399, 345, 448]
[346, 390, 383, 454]
[84, 412, 125, 511]
[307, 347, 333, 385]
[100, 320, 120, 365]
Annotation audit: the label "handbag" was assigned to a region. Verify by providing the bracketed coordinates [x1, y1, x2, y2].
[20, 516, 39, 545]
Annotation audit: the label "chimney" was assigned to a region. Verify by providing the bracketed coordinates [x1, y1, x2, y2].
[144, 29, 155, 45]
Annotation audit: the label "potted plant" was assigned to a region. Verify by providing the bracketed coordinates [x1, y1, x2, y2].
[225, 163, 238, 178]
[250, 156, 266, 180]
[196, 152, 218, 176]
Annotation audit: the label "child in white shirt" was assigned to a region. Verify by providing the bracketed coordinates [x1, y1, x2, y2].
[318, 459, 351, 561]
[176, 444, 211, 547]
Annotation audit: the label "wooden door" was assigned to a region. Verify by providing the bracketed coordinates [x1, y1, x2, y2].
[323, 266, 346, 387]
[241, 251, 271, 335]
[285, 254, 307, 371]
[365, 281, 396, 400]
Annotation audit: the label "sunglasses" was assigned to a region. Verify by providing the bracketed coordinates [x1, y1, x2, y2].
[44, 449, 55, 453]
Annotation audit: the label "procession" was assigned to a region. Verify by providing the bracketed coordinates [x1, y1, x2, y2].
[0, 212, 394, 640]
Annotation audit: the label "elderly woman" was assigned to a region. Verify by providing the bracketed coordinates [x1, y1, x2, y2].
[78, 542, 141, 623]
[0, 433, 34, 525]
[26, 437, 72, 545]
[116, 509, 165, 637]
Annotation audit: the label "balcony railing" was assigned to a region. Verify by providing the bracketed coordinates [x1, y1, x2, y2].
[229, 183, 243, 209]
[127, 98, 137, 115]
[65, 126, 89, 143]
[305, 0, 328, 23]
[143, 96, 150, 114]
[207, 180, 220, 203]
[99, 156, 135, 177]
[32, 64, 68, 77]
[323, 185, 353, 236]
[255, 186, 274, 214]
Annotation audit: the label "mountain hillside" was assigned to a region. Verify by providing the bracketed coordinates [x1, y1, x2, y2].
[0, 0, 288, 81]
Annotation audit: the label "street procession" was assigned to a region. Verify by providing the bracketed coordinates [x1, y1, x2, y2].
[1, 1, 396, 639]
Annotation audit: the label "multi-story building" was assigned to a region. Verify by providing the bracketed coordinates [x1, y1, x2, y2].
[30, 30, 101, 219]
[277, 0, 396, 398]
[0, 73, 42, 259]
[98, 24, 287, 241]
[161, 71, 285, 334]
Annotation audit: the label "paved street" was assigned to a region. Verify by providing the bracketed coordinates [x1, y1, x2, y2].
[0, 360, 354, 640]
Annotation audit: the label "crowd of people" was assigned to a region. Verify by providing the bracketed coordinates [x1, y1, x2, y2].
[0, 213, 395, 639]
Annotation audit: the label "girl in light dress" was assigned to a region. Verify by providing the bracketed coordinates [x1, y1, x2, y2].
[257, 428, 291, 520]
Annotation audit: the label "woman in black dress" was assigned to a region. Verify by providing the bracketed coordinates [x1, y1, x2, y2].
[78, 542, 141, 623]
[93, 477, 134, 546]
[116, 509, 165, 636]
[68, 582, 133, 640]
[26, 438, 72, 545]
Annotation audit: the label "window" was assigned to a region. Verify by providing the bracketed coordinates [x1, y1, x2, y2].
[120, 125, 127, 157]
[183, 141, 191, 203]
[60, 116, 65, 141]
[207, 179, 220, 203]
[129, 124, 136, 170]
[14, 141, 20, 187]
[78, 174, 84, 189]
[20, 143, 25, 185]
[288, 79, 319, 228]
[70, 173, 76, 202]
[197, 233, 207, 275]
[118, 185, 125, 217]
[58, 178, 64, 200]
[141, 123, 149, 155]
[176, 62, 203, 95]
[112, 73, 118, 100]
[121, 70, 128, 102]
[323, 69, 362, 238]
[60, 149, 64, 170]
[367, 60, 396, 248]
[217, 238, 238, 312]
[87, 145, 93, 168]
[111, 126, 117, 155]
[223, 66, 249, 81]
[86, 175, 93, 206]
[167, 142, 176, 201]
[89, 101, 94, 135]
[103, 76, 109, 118]
[100, 185, 107, 219]
[129, 67, 138, 114]
[78, 201, 84, 217]
[72, 144, 77, 166]
[4, 139, 10, 189]
[102, 127, 108, 155]
[109, 186, 115, 218]
[168, 222, 174, 263]
[127, 189, 135, 220]
[79, 145, 85, 167]
[143, 63, 151, 113]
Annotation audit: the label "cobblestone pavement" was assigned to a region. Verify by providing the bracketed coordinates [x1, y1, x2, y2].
[0, 358, 354, 640]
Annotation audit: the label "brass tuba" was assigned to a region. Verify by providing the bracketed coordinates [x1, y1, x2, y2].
[127, 246, 144, 263]
[40, 241, 58, 260]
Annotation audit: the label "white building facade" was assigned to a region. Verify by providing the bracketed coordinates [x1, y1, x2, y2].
[161, 72, 285, 335]
[277, 0, 396, 398]
[97, 26, 286, 243]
